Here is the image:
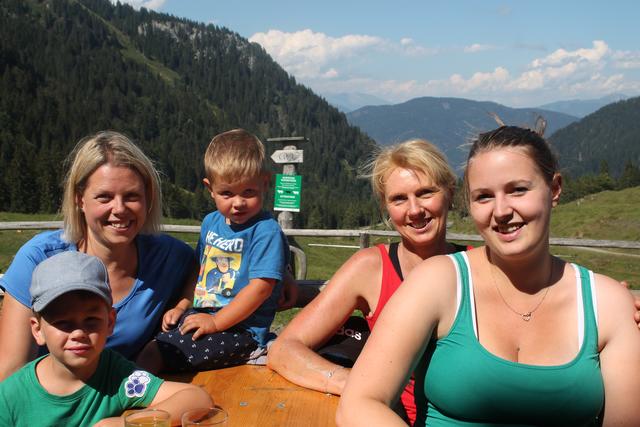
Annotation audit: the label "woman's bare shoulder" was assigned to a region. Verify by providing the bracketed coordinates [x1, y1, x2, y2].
[403, 253, 458, 295]
[329, 245, 384, 285]
[591, 271, 637, 342]
[593, 272, 635, 310]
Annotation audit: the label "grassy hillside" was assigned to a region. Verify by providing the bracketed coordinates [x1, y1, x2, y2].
[448, 186, 640, 241]
[2, 187, 639, 291]
[550, 186, 640, 240]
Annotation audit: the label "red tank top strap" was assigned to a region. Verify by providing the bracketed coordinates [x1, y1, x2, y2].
[366, 244, 403, 330]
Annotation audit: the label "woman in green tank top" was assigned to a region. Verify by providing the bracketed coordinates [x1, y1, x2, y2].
[338, 125, 640, 426]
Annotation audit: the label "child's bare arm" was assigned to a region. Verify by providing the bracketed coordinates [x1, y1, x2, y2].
[162, 265, 198, 331]
[148, 381, 213, 425]
[180, 278, 276, 340]
[94, 381, 213, 427]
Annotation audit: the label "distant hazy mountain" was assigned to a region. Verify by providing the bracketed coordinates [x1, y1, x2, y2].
[538, 94, 628, 118]
[323, 92, 390, 112]
[346, 96, 578, 171]
[550, 96, 640, 177]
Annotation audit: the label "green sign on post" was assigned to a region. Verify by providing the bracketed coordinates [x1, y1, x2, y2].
[274, 174, 301, 212]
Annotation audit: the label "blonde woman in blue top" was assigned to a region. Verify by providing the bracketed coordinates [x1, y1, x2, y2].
[338, 125, 640, 426]
[0, 131, 196, 380]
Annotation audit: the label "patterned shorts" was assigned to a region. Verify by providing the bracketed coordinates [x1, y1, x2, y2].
[155, 308, 259, 372]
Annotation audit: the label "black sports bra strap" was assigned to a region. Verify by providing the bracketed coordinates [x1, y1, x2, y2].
[388, 242, 404, 280]
[388, 242, 466, 282]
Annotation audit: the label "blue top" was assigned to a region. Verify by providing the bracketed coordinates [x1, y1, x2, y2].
[415, 252, 604, 426]
[0, 230, 195, 358]
[194, 210, 287, 346]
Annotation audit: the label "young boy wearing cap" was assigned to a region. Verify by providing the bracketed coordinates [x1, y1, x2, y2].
[0, 251, 212, 427]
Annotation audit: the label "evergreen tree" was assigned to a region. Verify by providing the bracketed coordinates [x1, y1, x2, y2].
[6, 140, 38, 213]
[617, 161, 640, 190]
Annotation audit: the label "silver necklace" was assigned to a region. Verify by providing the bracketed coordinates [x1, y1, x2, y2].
[490, 259, 553, 322]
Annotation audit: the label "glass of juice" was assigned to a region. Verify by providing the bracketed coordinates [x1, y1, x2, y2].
[181, 406, 228, 426]
[125, 409, 171, 427]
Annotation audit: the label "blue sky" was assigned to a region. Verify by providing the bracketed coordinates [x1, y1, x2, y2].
[119, 0, 639, 107]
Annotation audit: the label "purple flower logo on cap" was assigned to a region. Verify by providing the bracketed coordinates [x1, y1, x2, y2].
[125, 370, 151, 398]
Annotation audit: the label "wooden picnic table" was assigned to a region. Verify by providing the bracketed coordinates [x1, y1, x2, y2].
[164, 365, 339, 426]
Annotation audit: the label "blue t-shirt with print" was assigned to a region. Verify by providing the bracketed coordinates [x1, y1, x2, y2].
[194, 210, 287, 346]
[0, 230, 195, 358]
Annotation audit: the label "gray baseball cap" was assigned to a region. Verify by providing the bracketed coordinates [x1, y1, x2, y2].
[30, 251, 113, 312]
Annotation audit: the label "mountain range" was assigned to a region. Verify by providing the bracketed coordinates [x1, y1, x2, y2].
[1, 0, 637, 228]
[537, 94, 629, 118]
[323, 92, 390, 113]
[346, 97, 579, 172]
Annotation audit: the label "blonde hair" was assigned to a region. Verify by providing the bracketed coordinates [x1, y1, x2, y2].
[362, 139, 456, 217]
[204, 129, 267, 183]
[61, 131, 162, 243]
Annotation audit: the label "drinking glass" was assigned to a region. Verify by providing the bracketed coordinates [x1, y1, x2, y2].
[124, 409, 171, 427]
[181, 406, 229, 426]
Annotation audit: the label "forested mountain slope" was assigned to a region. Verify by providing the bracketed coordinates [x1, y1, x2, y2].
[550, 96, 640, 178]
[0, 0, 378, 227]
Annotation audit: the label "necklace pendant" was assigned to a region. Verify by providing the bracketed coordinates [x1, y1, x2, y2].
[522, 312, 532, 321]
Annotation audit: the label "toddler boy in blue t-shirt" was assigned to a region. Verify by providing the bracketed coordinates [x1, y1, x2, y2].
[138, 129, 289, 373]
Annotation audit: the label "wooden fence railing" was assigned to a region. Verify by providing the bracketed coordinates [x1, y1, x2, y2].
[1, 221, 640, 250]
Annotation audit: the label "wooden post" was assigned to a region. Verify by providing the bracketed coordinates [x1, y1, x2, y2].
[278, 145, 297, 230]
[359, 232, 371, 249]
[268, 137, 307, 230]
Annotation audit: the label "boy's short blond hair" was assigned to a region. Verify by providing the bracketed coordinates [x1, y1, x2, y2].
[204, 129, 268, 183]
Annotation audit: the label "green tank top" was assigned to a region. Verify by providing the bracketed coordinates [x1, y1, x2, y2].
[415, 252, 604, 426]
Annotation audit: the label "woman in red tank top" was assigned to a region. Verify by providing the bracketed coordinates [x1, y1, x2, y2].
[269, 139, 463, 424]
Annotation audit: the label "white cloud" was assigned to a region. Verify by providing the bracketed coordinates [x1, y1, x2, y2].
[313, 39, 640, 106]
[398, 38, 437, 56]
[309, 68, 511, 103]
[112, 0, 166, 10]
[508, 62, 579, 91]
[249, 29, 383, 79]
[249, 29, 437, 79]
[464, 43, 494, 53]
[249, 33, 638, 106]
[530, 40, 608, 68]
[450, 67, 511, 92]
[613, 51, 640, 69]
[322, 68, 339, 79]
[502, 41, 611, 94]
[567, 73, 632, 95]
